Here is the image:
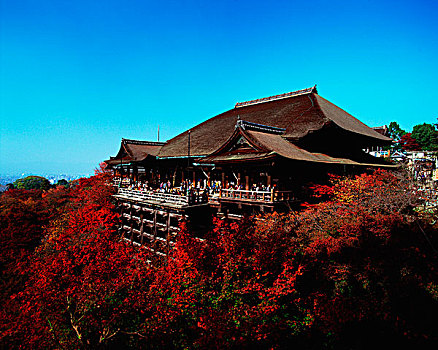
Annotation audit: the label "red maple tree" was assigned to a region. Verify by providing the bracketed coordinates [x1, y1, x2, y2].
[1, 170, 437, 349]
[400, 132, 421, 151]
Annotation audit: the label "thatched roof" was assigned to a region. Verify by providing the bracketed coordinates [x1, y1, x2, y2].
[158, 87, 391, 158]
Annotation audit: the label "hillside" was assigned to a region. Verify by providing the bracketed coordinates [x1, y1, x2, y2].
[1, 170, 437, 349]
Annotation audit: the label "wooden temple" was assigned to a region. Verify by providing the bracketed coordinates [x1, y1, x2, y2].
[105, 86, 393, 255]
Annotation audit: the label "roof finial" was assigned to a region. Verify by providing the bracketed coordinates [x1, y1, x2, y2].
[236, 115, 242, 129]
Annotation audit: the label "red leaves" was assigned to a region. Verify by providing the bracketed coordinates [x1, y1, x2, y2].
[400, 133, 421, 151]
[134, 170, 437, 347]
[1, 174, 151, 349]
[2, 170, 438, 348]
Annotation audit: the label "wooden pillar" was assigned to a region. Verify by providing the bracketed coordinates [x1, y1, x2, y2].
[193, 171, 196, 185]
[267, 175, 272, 187]
[129, 204, 134, 243]
[153, 210, 157, 241]
[166, 210, 171, 258]
[139, 212, 144, 245]
[245, 175, 249, 191]
[120, 202, 126, 239]
[238, 172, 241, 186]
[221, 172, 225, 188]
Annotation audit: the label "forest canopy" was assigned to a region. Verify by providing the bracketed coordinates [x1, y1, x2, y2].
[12, 176, 51, 190]
[387, 121, 438, 151]
[0, 170, 437, 349]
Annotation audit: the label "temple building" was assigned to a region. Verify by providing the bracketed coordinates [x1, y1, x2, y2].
[105, 86, 393, 255]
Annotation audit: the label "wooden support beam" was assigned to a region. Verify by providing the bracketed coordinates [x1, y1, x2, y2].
[153, 209, 157, 241]
[129, 204, 134, 243]
[140, 212, 144, 245]
[166, 210, 171, 258]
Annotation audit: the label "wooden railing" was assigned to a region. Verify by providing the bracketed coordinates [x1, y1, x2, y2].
[218, 189, 293, 203]
[272, 191, 294, 202]
[117, 188, 189, 206]
[116, 187, 294, 206]
[116, 188, 209, 206]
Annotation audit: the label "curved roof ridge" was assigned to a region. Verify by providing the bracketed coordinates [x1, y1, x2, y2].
[235, 85, 317, 108]
[122, 138, 166, 146]
[122, 142, 134, 158]
[313, 94, 392, 142]
[237, 120, 286, 134]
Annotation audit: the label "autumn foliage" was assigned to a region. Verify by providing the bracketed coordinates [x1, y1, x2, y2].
[1, 170, 437, 349]
[400, 132, 421, 151]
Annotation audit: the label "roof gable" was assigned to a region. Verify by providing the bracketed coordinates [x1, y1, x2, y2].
[201, 127, 396, 168]
[106, 139, 165, 165]
[228, 136, 256, 152]
[205, 123, 269, 158]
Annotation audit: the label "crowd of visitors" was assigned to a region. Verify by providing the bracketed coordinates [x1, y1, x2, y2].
[114, 177, 276, 198]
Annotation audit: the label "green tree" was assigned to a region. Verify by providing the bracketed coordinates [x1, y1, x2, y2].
[386, 121, 406, 150]
[411, 123, 438, 151]
[13, 176, 51, 190]
[56, 179, 68, 187]
[388, 121, 406, 141]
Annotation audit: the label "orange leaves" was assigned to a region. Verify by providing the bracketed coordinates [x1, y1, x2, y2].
[308, 169, 416, 215]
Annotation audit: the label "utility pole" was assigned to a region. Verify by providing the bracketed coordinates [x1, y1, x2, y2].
[187, 130, 191, 168]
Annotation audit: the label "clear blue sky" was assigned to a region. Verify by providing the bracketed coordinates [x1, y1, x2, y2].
[1, 0, 437, 175]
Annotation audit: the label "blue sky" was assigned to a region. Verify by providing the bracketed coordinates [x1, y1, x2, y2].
[1, 0, 437, 175]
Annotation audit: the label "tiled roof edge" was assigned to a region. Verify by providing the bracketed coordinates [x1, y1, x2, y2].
[122, 138, 166, 146]
[237, 120, 286, 135]
[234, 85, 317, 108]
